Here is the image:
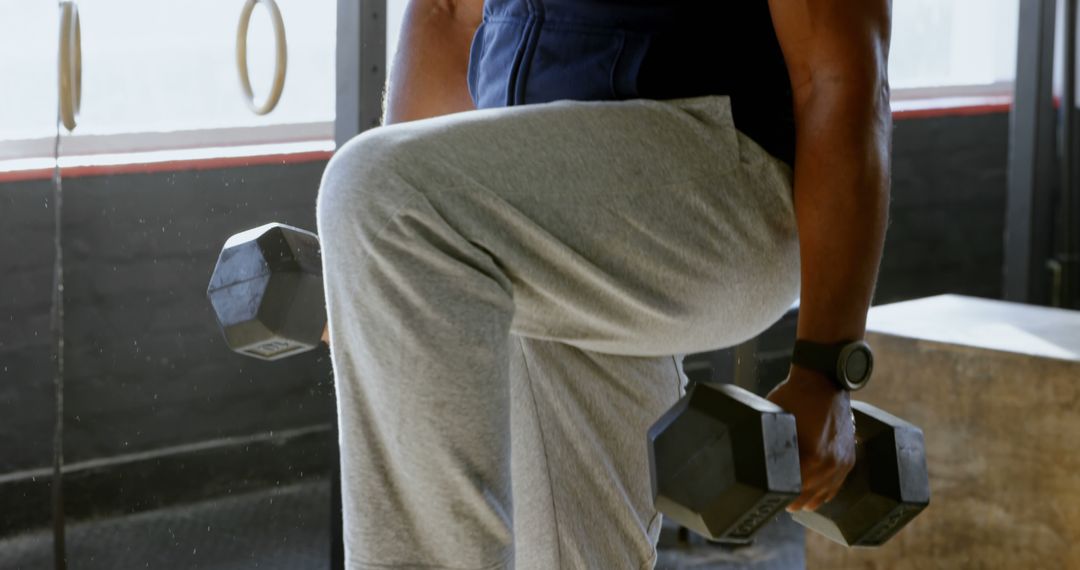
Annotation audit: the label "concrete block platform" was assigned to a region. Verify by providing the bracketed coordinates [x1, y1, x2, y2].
[806, 295, 1080, 569]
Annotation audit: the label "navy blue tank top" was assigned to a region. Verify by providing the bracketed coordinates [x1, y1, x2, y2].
[467, 0, 796, 167]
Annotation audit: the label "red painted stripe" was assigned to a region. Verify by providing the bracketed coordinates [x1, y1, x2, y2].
[0, 168, 56, 184]
[0, 97, 1020, 184]
[0, 149, 333, 184]
[892, 99, 1013, 120]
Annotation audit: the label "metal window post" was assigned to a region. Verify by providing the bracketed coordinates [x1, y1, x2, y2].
[1006, 0, 1059, 305]
[1062, 0, 1079, 308]
[337, 0, 387, 146]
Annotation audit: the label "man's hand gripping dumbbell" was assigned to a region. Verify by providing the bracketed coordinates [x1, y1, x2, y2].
[648, 341, 930, 548]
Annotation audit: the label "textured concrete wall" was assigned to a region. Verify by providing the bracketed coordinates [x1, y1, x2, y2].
[806, 296, 1080, 569]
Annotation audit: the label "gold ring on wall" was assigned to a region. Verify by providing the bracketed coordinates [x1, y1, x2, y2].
[236, 0, 288, 116]
[59, 1, 82, 132]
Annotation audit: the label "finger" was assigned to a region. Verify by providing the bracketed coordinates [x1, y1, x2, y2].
[806, 445, 855, 484]
[805, 465, 853, 511]
[803, 485, 835, 512]
[788, 456, 847, 512]
[786, 471, 818, 511]
[800, 459, 836, 491]
[786, 494, 809, 513]
[816, 485, 842, 507]
[786, 475, 818, 512]
[787, 469, 828, 511]
[818, 458, 854, 500]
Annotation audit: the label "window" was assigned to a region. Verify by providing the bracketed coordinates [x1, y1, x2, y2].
[0, 1, 59, 144]
[0, 0, 335, 166]
[890, 0, 1020, 96]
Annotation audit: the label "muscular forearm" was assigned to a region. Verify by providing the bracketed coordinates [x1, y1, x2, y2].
[383, 0, 480, 124]
[767, 80, 890, 511]
[792, 85, 891, 344]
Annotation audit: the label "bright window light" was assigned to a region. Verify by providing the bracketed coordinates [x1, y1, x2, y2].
[890, 0, 1019, 92]
[0, 0, 335, 160]
[0, 1, 58, 142]
[0, 0, 1026, 166]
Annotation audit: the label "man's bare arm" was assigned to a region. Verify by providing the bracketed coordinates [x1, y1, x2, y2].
[766, 0, 892, 511]
[383, 0, 483, 124]
[771, 0, 892, 346]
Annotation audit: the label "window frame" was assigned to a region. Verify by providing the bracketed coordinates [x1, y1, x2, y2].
[0, 86, 1018, 172]
[0, 122, 333, 164]
[0, 0, 1023, 171]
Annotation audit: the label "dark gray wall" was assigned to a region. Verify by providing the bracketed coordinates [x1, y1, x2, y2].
[0, 109, 1011, 534]
[876, 112, 1010, 303]
[1, 161, 336, 477]
[1, 179, 56, 474]
[61, 164, 335, 464]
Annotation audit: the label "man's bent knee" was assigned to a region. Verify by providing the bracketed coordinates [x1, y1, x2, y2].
[316, 127, 426, 247]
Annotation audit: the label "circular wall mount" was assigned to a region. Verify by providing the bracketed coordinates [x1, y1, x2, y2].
[236, 0, 288, 116]
[58, 1, 82, 132]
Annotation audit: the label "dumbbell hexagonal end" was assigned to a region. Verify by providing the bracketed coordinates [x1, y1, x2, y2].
[207, 223, 325, 360]
[648, 383, 801, 543]
[791, 401, 930, 547]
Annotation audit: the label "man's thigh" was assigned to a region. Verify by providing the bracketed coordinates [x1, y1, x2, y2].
[509, 336, 687, 570]
[322, 95, 800, 358]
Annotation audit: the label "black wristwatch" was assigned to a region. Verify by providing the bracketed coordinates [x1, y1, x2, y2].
[791, 339, 874, 391]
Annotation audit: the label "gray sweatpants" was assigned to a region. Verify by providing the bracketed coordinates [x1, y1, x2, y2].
[316, 95, 800, 569]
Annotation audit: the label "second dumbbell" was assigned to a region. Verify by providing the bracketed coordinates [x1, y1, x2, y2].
[647, 382, 929, 547]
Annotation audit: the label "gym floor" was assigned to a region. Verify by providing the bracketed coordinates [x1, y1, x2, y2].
[0, 482, 329, 570]
[0, 479, 802, 570]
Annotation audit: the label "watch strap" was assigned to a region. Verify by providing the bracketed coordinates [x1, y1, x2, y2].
[794, 338, 876, 392]
[792, 339, 851, 389]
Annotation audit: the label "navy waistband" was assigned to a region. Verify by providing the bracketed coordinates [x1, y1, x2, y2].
[483, 0, 680, 30]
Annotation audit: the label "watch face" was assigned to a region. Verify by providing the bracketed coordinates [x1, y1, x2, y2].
[845, 348, 872, 383]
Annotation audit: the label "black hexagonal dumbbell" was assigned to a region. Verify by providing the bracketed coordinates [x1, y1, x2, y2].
[648, 383, 930, 547]
[207, 223, 325, 360]
[647, 382, 803, 543]
[789, 401, 930, 547]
